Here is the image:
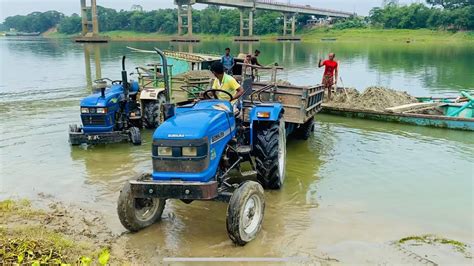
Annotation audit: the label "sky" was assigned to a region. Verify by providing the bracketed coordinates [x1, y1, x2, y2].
[0, 0, 420, 22]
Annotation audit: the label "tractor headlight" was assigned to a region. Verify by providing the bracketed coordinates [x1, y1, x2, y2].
[81, 107, 89, 114]
[158, 147, 173, 156]
[96, 108, 107, 114]
[182, 147, 197, 157]
[257, 111, 271, 118]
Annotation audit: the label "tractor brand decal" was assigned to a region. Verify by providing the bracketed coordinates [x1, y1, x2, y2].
[211, 129, 230, 144]
[210, 148, 216, 160]
[167, 134, 185, 138]
[110, 98, 118, 103]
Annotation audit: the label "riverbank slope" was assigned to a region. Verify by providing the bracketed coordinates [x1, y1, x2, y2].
[43, 28, 473, 43]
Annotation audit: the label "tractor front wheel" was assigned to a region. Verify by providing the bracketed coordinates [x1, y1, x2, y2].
[117, 182, 166, 232]
[129, 127, 141, 145]
[226, 181, 265, 246]
[143, 94, 166, 129]
[254, 119, 287, 189]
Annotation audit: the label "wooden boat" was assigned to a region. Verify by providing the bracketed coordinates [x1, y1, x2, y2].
[5, 31, 40, 36]
[322, 92, 474, 131]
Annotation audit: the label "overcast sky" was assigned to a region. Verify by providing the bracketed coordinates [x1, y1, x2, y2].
[0, 0, 420, 22]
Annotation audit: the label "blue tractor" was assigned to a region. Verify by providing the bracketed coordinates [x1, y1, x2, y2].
[117, 49, 289, 246]
[69, 56, 145, 145]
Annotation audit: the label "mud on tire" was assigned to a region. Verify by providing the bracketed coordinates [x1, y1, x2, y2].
[226, 181, 265, 246]
[143, 94, 166, 129]
[254, 120, 287, 189]
[117, 180, 166, 232]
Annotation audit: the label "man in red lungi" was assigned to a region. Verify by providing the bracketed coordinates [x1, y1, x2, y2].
[318, 53, 339, 100]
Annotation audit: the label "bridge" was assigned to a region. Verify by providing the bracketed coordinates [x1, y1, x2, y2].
[76, 0, 354, 43]
[175, 0, 354, 42]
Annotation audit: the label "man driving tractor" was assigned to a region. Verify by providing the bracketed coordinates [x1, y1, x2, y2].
[210, 61, 244, 114]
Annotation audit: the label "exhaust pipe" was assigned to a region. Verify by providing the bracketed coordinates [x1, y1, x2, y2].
[121, 56, 129, 101]
[154, 48, 175, 120]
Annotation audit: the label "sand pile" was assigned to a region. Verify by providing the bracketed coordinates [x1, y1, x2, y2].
[174, 70, 213, 80]
[328, 87, 418, 111]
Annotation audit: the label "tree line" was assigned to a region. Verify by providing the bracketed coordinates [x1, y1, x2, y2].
[0, 1, 472, 34]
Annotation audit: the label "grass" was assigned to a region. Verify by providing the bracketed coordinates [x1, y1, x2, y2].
[302, 28, 474, 43]
[42, 28, 473, 43]
[0, 199, 111, 265]
[398, 234, 470, 254]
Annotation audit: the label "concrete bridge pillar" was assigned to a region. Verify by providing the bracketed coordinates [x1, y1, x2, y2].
[91, 0, 99, 34]
[236, 8, 258, 41]
[278, 13, 300, 41]
[177, 4, 193, 36]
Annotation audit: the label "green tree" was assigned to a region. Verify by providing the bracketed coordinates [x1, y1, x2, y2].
[425, 0, 473, 9]
[57, 14, 82, 34]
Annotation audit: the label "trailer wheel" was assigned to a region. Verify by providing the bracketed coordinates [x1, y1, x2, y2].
[294, 117, 314, 140]
[143, 94, 166, 129]
[254, 119, 287, 189]
[129, 127, 141, 145]
[117, 182, 166, 232]
[226, 181, 265, 246]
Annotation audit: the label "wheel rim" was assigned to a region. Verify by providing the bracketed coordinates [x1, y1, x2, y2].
[134, 198, 160, 222]
[278, 120, 286, 179]
[241, 194, 263, 235]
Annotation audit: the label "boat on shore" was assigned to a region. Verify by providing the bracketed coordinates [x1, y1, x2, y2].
[322, 92, 474, 131]
[5, 31, 41, 37]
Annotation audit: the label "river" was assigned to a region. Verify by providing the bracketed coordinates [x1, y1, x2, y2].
[0, 37, 473, 263]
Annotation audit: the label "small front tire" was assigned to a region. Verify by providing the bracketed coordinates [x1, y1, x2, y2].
[129, 127, 142, 145]
[226, 181, 265, 246]
[117, 182, 166, 232]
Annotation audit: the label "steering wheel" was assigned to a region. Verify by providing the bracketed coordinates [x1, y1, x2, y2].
[202, 89, 233, 101]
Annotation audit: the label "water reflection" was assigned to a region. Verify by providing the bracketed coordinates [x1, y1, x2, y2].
[83, 44, 103, 89]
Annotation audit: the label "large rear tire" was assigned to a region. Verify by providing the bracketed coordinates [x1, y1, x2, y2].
[254, 119, 287, 189]
[226, 181, 265, 246]
[117, 181, 166, 232]
[143, 94, 166, 129]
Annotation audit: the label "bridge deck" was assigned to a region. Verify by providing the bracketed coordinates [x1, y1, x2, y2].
[195, 0, 353, 17]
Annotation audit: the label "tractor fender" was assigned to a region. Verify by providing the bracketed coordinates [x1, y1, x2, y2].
[249, 103, 284, 122]
[249, 103, 284, 147]
[140, 88, 166, 100]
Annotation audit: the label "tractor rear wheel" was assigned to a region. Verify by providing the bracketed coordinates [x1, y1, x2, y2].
[294, 117, 314, 140]
[254, 119, 287, 189]
[117, 182, 166, 232]
[143, 94, 166, 129]
[226, 181, 265, 246]
[129, 127, 141, 145]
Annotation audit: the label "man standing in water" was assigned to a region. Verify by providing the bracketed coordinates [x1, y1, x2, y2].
[318, 53, 338, 100]
[221, 48, 235, 75]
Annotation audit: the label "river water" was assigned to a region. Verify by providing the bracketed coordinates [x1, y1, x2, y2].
[0, 37, 473, 263]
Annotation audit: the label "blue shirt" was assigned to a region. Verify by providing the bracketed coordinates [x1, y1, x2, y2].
[221, 55, 234, 70]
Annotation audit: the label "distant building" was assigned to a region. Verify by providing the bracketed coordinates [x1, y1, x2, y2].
[131, 4, 144, 12]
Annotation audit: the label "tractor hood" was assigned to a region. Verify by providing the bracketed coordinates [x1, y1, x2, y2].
[80, 82, 139, 107]
[81, 84, 123, 107]
[153, 109, 232, 140]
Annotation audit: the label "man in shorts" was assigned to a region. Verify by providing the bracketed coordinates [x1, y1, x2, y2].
[318, 53, 338, 100]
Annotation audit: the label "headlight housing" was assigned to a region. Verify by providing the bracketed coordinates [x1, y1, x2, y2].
[81, 107, 89, 114]
[158, 147, 173, 156]
[182, 147, 197, 157]
[96, 108, 107, 114]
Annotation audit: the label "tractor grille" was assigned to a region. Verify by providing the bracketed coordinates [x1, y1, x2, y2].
[81, 115, 106, 126]
[153, 158, 209, 173]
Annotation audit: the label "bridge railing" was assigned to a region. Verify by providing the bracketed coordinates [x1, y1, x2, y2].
[256, 0, 354, 16]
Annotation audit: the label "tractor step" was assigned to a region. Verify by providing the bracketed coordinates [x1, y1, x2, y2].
[240, 170, 257, 177]
[236, 145, 252, 154]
